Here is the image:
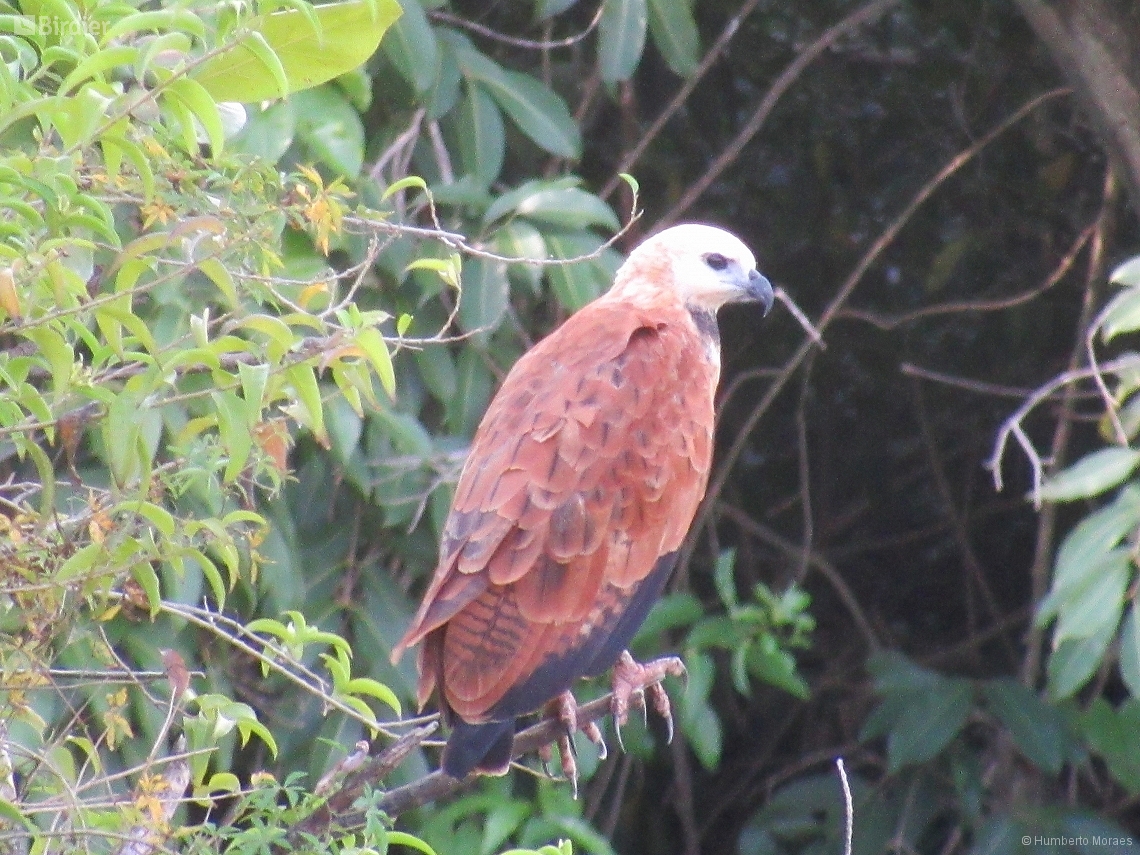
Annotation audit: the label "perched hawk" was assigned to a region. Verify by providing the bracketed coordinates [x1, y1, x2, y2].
[392, 223, 774, 779]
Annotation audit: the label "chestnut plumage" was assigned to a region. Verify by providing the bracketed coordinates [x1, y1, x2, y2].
[391, 224, 773, 778]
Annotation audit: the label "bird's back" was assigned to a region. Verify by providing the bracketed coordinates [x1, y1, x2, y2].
[394, 291, 721, 774]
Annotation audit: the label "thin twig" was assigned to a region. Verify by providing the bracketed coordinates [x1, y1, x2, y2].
[1016, 169, 1117, 687]
[601, 0, 765, 199]
[837, 757, 854, 855]
[775, 286, 824, 347]
[428, 6, 603, 51]
[988, 358, 1136, 498]
[900, 364, 1039, 399]
[657, 0, 904, 225]
[692, 87, 1072, 571]
[718, 503, 880, 651]
[839, 223, 1094, 330]
[284, 723, 438, 846]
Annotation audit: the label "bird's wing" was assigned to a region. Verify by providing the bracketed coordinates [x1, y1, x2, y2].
[394, 299, 717, 719]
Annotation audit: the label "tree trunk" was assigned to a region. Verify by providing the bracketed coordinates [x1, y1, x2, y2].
[1013, 0, 1140, 217]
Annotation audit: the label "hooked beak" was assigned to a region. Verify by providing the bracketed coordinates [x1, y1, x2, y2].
[744, 269, 775, 316]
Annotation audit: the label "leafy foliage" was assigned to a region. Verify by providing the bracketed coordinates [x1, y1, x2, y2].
[0, 0, 651, 849]
[6, 0, 1140, 853]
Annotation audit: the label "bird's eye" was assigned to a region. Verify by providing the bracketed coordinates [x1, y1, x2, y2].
[705, 253, 729, 271]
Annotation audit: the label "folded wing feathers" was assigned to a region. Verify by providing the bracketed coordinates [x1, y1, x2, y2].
[394, 291, 718, 720]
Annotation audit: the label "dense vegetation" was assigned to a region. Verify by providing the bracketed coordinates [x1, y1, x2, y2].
[1, 0, 1139, 853]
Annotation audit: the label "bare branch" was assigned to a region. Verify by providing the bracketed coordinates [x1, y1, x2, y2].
[987, 356, 1138, 497]
[601, 0, 765, 199]
[428, 6, 603, 51]
[718, 503, 880, 651]
[334, 693, 624, 822]
[114, 737, 190, 855]
[657, 0, 904, 226]
[839, 223, 1094, 330]
[837, 758, 853, 855]
[691, 87, 1072, 570]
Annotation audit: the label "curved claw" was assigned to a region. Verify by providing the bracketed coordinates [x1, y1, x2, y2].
[610, 650, 686, 749]
[582, 721, 608, 761]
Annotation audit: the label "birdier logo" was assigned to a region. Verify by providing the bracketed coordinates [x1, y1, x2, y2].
[13, 15, 107, 38]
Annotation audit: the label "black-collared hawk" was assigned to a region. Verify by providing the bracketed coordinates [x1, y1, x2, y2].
[391, 223, 774, 780]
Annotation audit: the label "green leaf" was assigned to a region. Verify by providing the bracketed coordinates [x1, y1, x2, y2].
[746, 643, 810, 699]
[647, 0, 699, 77]
[0, 800, 35, 832]
[101, 8, 207, 42]
[133, 501, 176, 538]
[1120, 604, 1140, 699]
[59, 46, 139, 94]
[536, 0, 581, 18]
[544, 231, 614, 310]
[457, 83, 505, 187]
[1100, 285, 1140, 341]
[679, 652, 721, 769]
[450, 37, 580, 158]
[515, 187, 620, 231]
[458, 257, 510, 347]
[866, 650, 944, 693]
[599, 0, 648, 82]
[885, 677, 972, 771]
[713, 548, 737, 608]
[481, 801, 531, 855]
[1038, 447, 1140, 502]
[1046, 485, 1140, 611]
[386, 832, 440, 855]
[356, 326, 396, 398]
[1110, 255, 1140, 288]
[381, 0, 437, 93]
[201, 772, 242, 795]
[164, 77, 226, 154]
[238, 717, 279, 757]
[449, 347, 492, 436]
[483, 176, 577, 225]
[284, 364, 328, 446]
[24, 324, 73, 395]
[1050, 548, 1129, 645]
[213, 390, 254, 482]
[193, 0, 402, 103]
[1080, 698, 1140, 792]
[292, 85, 365, 177]
[1047, 619, 1118, 700]
[344, 676, 401, 715]
[184, 548, 227, 607]
[229, 100, 296, 163]
[496, 220, 547, 293]
[632, 592, 703, 648]
[981, 679, 1070, 774]
[198, 256, 239, 307]
[57, 543, 103, 582]
[414, 343, 458, 403]
[130, 561, 162, 618]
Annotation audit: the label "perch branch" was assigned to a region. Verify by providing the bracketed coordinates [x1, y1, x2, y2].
[303, 693, 625, 829]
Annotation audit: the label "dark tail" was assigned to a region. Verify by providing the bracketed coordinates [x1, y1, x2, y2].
[442, 719, 515, 779]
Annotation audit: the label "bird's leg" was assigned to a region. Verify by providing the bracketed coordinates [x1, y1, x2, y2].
[543, 691, 609, 798]
[611, 650, 687, 747]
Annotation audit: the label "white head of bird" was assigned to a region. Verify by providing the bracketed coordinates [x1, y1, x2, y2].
[608, 223, 774, 315]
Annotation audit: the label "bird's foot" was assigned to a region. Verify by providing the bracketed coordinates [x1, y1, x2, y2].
[611, 649, 687, 749]
[542, 691, 608, 798]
